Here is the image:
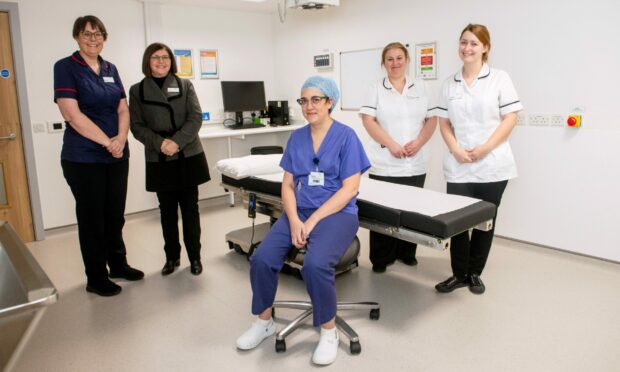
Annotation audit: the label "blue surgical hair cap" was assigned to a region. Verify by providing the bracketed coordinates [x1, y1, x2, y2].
[301, 75, 339, 113]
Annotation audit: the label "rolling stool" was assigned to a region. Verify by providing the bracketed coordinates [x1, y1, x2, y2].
[272, 236, 380, 355]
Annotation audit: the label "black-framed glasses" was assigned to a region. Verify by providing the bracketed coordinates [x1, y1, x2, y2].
[80, 31, 105, 39]
[296, 96, 328, 106]
[150, 55, 171, 62]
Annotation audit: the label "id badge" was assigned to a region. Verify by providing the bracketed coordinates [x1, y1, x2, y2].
[308, 171, 324, 186]
[168, 87, 180, 93]
[103, 76, 115, 83]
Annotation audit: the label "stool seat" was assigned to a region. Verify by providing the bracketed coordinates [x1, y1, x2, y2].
[272, 236, 380, 355]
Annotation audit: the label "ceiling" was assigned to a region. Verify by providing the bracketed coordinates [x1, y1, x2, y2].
[143, 0, 280, 14]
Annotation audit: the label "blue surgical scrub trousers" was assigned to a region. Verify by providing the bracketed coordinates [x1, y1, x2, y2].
[250, 209, 359, 326]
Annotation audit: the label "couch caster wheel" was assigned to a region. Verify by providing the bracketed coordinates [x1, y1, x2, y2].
[350, 341, 361, 355]
[275, 339, 286, 353]
[369, 309, 380, 320]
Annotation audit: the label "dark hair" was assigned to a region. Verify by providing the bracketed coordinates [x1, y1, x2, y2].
[141, 43, 177, 78]
[72, 15, 108, 41]
[460, 23, 491, 62]
[381, 42, 409, 67]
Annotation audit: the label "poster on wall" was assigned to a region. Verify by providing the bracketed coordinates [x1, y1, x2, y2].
[200, 49, 219, 79]
[173, 49, 193, 78]
[415, 42, 437, 80]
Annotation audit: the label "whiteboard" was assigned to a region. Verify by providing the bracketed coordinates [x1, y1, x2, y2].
[340, 48, 384, 111]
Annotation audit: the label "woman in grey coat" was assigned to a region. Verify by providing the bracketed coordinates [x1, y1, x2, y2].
[129, 42, 210, 276]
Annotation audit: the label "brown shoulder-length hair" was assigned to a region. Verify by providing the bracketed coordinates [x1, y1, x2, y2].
[460, 23, 491, 62]
[72, 15, 108, 41]
[141, 43, 178, 78]
[381, 42, 409, 67]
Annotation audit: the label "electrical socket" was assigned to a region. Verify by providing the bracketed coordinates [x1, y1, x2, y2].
[516, 112, 526, 126]
[528, 113, 549, 126]
[550, 114, 564, 127]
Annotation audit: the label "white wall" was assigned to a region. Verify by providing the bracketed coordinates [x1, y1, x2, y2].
[15, 0, 286, 229]
[153, 3, 288, 199]
[17, 0, 150, 229]
[271, 0, 620, 261]
[13, 0, 620, 261]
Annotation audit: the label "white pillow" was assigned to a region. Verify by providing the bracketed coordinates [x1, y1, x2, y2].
[215, 154, 283, 179]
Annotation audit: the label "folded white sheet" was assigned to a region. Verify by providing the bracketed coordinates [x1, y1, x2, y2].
[215, 154, 283, 179]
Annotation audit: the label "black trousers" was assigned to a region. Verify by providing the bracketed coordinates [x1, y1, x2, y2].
[368, 173, 426, 266]
[62, 160, 129, 285]
[446, 180, 508, 278]
[156, 186, 201, 262]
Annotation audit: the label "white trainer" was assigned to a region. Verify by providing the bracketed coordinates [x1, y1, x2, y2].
[236, 318, 276, 350]
[311, 327, 339, 365]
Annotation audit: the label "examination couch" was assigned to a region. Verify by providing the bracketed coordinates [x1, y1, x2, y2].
[216, 154, 497, 253]
[216, 155, 496, 355]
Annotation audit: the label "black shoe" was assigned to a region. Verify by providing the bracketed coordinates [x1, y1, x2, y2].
[469, 274, 486, 294]
[109, 265, 145, 281]
[161, 259, 180, 276]
[372, 264, 386, 273]
[190, 260, 203, 275]
[86, 280, 122, 297]
[435, 276, 469, 293]
[400, 257, 418, 266]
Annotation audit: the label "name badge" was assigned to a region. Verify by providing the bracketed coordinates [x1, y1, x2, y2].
[103, 76, 115, 83]
[308, 171, 324, 186]
[168, 87, 180, 93]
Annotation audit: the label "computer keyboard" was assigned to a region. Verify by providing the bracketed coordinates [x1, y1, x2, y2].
[229, 123, 266, 130]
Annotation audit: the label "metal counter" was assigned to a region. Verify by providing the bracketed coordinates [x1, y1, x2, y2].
[0, 221, 57, 372]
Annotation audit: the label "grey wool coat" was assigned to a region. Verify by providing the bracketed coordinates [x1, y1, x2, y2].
[129, 74, 210, 191]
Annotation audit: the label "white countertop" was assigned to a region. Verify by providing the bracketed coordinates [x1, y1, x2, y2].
[198, 122, 305, 139]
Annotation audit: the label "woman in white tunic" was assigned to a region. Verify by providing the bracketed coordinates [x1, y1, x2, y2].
[435, 24, 522, 294]
[359, 42, 437, 273]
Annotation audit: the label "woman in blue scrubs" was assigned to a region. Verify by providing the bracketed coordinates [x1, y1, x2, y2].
[236, 76, 370, 366]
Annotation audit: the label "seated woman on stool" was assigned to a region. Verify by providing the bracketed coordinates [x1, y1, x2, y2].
[236, 76, 370, 365]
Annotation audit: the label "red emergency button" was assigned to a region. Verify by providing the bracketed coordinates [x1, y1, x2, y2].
[567, 115, 581, 127]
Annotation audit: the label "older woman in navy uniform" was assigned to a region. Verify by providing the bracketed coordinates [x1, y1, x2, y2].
[435, 24, 522, 294]
[54, 15, 143, 297]
[129, 43, 210, 276]
[236, 76, 370, 366]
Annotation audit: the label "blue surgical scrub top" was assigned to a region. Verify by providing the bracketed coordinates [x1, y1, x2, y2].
[54, 51, 128, 163]
[280, 120, 370, 215]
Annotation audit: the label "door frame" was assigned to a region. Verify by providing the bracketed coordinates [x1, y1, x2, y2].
[0, 2, 45, 240]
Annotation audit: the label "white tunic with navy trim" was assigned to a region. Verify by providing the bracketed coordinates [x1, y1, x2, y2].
[359, 76, 436, 177]
[437, 64, 522, 183]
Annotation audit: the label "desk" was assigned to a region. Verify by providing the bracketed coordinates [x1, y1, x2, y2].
[199, 123, 304, 203]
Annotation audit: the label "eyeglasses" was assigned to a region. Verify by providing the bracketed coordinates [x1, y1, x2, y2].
[296, 96, 328, 106]
[150, 55, 171, 62]
[80, 31, 105, 40]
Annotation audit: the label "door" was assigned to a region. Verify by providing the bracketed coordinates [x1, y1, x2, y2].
[0, 11, 34, 242]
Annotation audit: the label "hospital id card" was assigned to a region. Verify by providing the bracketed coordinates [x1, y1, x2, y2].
[308, 171, 324, 186]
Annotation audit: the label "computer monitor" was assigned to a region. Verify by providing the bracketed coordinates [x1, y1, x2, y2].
[221, 81, 266, 125]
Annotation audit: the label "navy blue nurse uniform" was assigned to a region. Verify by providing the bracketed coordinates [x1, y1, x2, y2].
[54, 51, 130, 285]
[250, 121, 370, 326]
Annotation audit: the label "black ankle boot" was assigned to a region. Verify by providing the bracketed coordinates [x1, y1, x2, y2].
[161, 259, 180, 276]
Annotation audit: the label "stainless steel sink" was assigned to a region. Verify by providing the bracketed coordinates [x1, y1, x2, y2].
[0, 221, 57, 372]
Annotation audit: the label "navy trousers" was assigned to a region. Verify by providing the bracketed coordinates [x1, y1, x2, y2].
[250, 209, 358, 326]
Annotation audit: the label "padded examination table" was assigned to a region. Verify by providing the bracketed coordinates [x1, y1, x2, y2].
[220, 173, 496, 251]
